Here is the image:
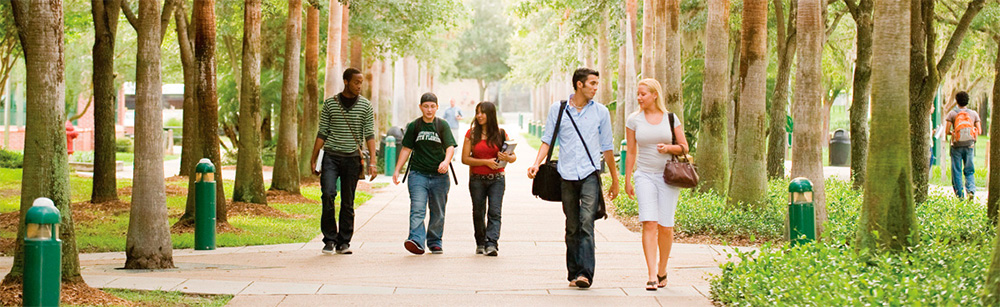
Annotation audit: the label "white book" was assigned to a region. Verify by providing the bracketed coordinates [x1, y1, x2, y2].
[496, 141, 517, 168]
[315, 149, 324, 173]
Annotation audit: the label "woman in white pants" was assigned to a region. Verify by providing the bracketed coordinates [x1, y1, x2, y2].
[624, 78, 688, 291]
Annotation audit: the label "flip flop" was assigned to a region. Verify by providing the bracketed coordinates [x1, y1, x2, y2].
[646, 281, 658, 291]
[657, 274, 667, 288]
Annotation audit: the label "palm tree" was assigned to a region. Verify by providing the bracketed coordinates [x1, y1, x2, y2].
[125, 0, 174, 269]
[91, 0, 124, 204]
[728, 0, 768, 207]
[844, 0, 873, 190]
[766, 0, 795, 179]
[658, 0, 682, 121]
[324, 0, 343, 98]
[696, 0, 730, 195]
[233, 0, 267, 204]
[855, 0, 915, 251]
[271, 0, 303, 193]
[790, 0, 826, 237]
[4, 0, 84, 284]
[298, 3, 321, 179]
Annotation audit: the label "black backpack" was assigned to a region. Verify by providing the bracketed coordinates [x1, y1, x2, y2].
[401, 117, 458, 184]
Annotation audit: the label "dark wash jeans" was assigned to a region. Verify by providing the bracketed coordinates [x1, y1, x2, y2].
[561, 171, 600, 282]
[320, 154, 360, 246]
[470, 174, 505, 248]
[951, 145, 976, 198]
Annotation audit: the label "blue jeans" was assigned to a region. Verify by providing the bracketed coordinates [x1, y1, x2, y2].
[951, 146, 976, 198]
[320, 154, 360, 245]
[407, 171, 450, 249]
[561, 171, 600, 282]
[470, 174, 505, 248]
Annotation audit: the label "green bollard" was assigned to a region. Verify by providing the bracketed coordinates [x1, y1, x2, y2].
[195, 158, 217, 250]
[539, 124, 545, 138]
[788, 177, 816, 246]
[619, 139, 627, 176]
[24, 197, 61, 307]
[519, 114, 524, 129]
[529, 121, 536, 136]
[385, 136, 397, 175]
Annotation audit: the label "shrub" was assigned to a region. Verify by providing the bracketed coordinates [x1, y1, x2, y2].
[709, 184, 995, 305]
[70, 151, 94, 163]
[0, 148, 23, 169]
[116, 137, 133, 153]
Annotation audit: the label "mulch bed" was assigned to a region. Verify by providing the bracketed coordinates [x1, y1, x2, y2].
[0, 281, 133, 306]
[266, 190, 319, 205]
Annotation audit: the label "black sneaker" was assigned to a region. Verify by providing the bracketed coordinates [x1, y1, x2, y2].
[485, 246, 498, 257]
[336, 244, 353, 255]
[322, 242, 335, 254]
[429, 246, 443, 254]
[476, 246, 485, 254]
[404, 240, 424, 255]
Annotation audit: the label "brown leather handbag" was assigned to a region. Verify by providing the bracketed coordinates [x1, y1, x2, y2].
[662, 113, 699, 188]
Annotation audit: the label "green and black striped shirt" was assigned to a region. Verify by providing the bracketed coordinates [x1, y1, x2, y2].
[317, 93, 375, 155]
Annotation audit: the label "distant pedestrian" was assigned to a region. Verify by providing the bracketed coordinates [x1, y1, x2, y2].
[443, 99, 464, 134]
[393, 92, 458, 255]
[527, 68, 620, 289]
[623, 78, 687, 290]
[945, 91, 981, 200]
[309, 68, 378, 255]
[461, 101, 515, 257]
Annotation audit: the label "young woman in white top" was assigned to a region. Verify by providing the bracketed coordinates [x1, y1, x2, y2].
[624, 78, 688, 291]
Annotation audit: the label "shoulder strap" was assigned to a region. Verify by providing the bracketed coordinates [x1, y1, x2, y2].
[565, 106, 597, 168]
[432, 117, 459, 184]
[545, 100, 567, 163]
[334, 95, 364, 152]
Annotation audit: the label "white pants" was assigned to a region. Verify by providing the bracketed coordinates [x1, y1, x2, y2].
[634, 170, 681, 227]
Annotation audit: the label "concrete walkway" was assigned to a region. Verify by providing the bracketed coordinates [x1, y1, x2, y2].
[6, 123, 751, 306]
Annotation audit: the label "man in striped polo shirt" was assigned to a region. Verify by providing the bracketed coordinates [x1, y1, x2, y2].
[309, 68, 378, 254]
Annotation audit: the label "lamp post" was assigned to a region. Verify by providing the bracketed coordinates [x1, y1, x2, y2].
[195, 158, 216, 250]
[788, 177, 816, 246]
[23, 197, 61, 307]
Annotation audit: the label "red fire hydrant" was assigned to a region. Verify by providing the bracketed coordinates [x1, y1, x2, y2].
[65, 122, 78, 155]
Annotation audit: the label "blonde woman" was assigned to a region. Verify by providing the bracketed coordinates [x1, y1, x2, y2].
[624, 78, 688, 291]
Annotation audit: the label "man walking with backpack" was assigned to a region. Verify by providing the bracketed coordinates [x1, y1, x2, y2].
[945, 91, 981, 200]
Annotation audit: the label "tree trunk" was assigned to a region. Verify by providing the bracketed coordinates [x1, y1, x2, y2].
[233, 0, 266, 204]
[845, 0, 873, 190]
[767, 0, 796, 179]
[728, 0, 768, 207]
[615, 32, 627, 152]
[5, 0, 83, 283]
[270, 0, 302, 193]
[728, 35, 741, 167]
[324, 0, 343, 99]
[298, 3, 319, 179]
[659, 0, 682, 121]
[404, 56, 419, 120]
[987, 36, 1000, 222]
[341, 2, 349, 67]
[623, 0, 639, 129]
[91, 0, 121, 204]
[909, 0, 985, 204]
[378, 55, 393, 131]
[641, 0, 655, 79]
[194, 0, 227, 223]
[350, 36, 362, 71]
[125, 0, 173, 269]
[856, 0, 915, 252]
[791, 0, 826, 237]
[985, 37, 1000, 306]
[696, 0, 731, 195]
[176, 2, 199, 178]
[597, 13, 612, 109]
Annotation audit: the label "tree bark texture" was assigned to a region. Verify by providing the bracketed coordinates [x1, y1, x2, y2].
[404, 56, 419, 120]
[5, 0, 83, 283]
[767, 0, 796, 180]
[845, 0, 873, 190]
[988, 37, 1000, 222]
[791, 0, 826, 237]
[125, 0, 173, 269]
[378, 56, 393, 131]
[658, 0, 682, 122]
[324, 0, 343, 99]
[176, 2, 199, 178]
[233, 0, 266, 204]
[728, 0, 768, 208]
[909, 0, 985, 204]
[271, 0, 302, 193]
[194, 0, 227, 223]
[728, 34, 741, 169]
[641, 0, 655, 79]
[298, 4, 320, 179]
[697, 0, 731, 195]
[856, 0, 916, 252]
[615, 40, 626, 152]
[91, 0, 121, 204]
[597, 13, 612, 110]
[623, 0, 639, 129]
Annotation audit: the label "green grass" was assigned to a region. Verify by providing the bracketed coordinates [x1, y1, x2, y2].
[0, 168, 371, 253]
[115, 152, 180, 166]
[521, 133, 542, 150]
[69, 289, 230, 307]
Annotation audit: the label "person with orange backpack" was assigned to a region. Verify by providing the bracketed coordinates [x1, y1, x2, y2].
[945, 91, 981, 200]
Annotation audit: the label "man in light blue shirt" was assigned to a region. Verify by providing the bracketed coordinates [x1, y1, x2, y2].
[528, 68, 620, 289]
[442, 99, 464, 132]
